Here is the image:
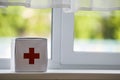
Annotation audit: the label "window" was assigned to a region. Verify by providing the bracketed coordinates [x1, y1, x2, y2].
[60, 10, 120, 69]
[1, 2, 120, 70]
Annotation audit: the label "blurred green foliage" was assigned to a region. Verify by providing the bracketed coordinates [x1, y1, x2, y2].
[0, 6, 51, 37]
[0, 6, 120, 40]
[75, 11, 120, 40]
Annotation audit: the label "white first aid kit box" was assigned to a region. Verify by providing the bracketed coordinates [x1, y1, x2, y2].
[12, 38, 48, 72]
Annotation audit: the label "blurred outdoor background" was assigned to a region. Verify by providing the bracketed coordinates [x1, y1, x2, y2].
[74, 11, 120, 52]
[0, 7, 51, 37]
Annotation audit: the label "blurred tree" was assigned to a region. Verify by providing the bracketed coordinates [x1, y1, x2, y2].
[0, 7, 51, 37]
[74, 11, 103, 39]
[74, 11, 120, 40]
[110, 11, 120, 40]
[101, 15, 116, 39]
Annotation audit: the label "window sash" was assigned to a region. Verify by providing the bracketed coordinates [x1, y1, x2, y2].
[60, 11, 120, 69]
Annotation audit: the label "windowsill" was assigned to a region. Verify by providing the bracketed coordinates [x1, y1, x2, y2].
[1, 70, 120, 79]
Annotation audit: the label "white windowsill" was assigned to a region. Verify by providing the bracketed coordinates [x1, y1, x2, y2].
[1, 70, 120, 79]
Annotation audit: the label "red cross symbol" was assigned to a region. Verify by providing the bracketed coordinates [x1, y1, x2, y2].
[24, 48, 40, 64]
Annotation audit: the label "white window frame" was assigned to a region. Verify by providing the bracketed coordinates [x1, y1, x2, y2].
[60, 10, 120, 69]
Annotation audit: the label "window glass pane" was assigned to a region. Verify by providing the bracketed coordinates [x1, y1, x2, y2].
[0, 7, 51, 58]
[74, 11, 120, 53]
